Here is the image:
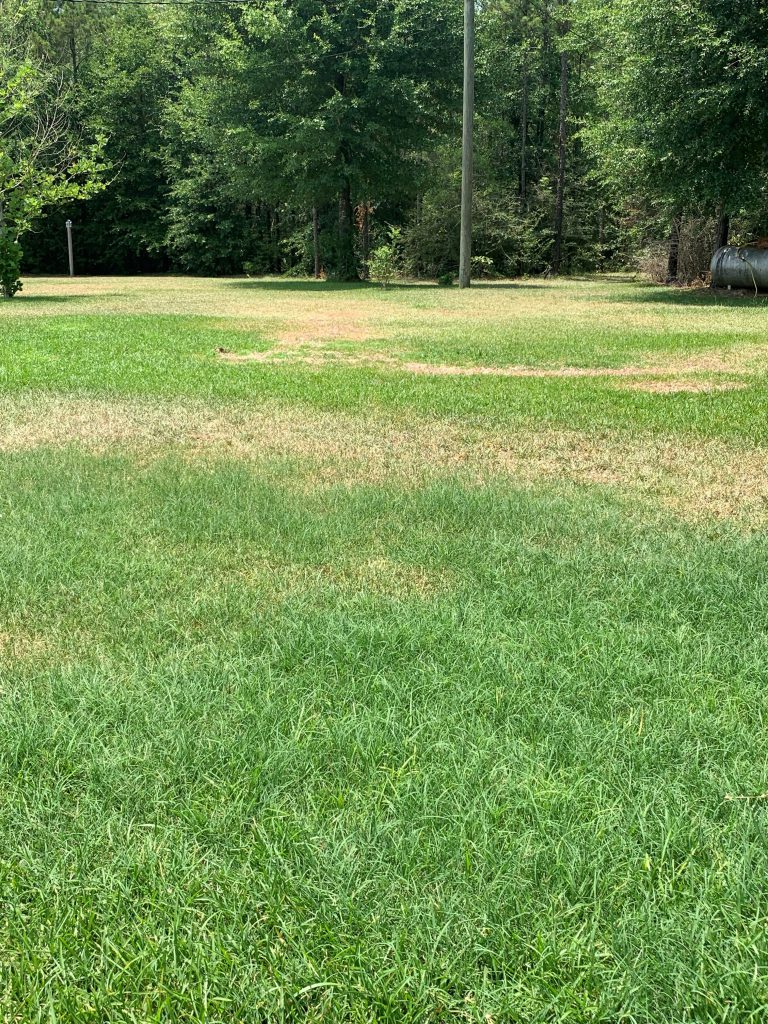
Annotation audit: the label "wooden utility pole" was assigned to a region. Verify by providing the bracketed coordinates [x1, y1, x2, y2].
[459, 0, 474, 289]
[551, 44, 568, 275]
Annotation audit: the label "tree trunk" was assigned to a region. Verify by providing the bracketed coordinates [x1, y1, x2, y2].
[598, 205, 606, 271]
[667, 215, 681, 282]
[360, 202, 371, 276]
[520, 52, 528, 210]
[270, 206, 281, 273]
[551, 43, 569, 275]
[337, 179, 357, 281]
[312, 206, 320, 278]
[414, 194, 423, 277]
[332, 61, 358, 281]
[715, 210, 730, 252]
[69, 12, 78, 83]
[538, 3, 553, 153]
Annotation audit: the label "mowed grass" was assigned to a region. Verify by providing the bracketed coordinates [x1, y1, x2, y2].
[3, 275, 768, 444]
[1, 276, 768, 1022]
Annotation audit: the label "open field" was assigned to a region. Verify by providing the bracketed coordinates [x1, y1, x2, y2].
[1, 275, 768, 1021]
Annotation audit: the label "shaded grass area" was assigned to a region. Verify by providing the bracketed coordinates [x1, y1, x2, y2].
[2, 452, 768, 1021]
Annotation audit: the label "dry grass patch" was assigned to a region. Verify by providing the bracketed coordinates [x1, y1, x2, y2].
[492, 430, 768, 523]
[13, 275, 768, 343]
[276, 313, 376, 346]
[207, 312, 378, 349]
[0, 629, 50, 661]
[1, 394, 767, 524]
[234, 555, 451, 600]
[619, 378, 747, 395]
[219, 340, 768, 380]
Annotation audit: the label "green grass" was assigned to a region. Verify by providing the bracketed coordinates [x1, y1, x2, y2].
[3, 276, 768, 444]
[1, 276, 768, 1021]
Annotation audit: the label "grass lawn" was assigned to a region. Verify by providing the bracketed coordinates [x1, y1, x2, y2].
[1, 274, 768, 1022]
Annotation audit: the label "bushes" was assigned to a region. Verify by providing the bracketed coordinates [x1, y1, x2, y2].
[367, 227, 403, 287]
[0, 234, 22, 299]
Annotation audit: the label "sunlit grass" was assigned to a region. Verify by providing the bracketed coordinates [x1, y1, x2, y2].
[1, 275, 767, 1021]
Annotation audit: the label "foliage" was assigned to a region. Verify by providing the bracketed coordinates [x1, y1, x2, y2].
[578, 0, 768, 223]
[0, 0, 106, 291]
[0, 233, 23, 298]
[14, 0, 768, 281]
[367, 226, 402, 287]
[160, 0, 461, 280]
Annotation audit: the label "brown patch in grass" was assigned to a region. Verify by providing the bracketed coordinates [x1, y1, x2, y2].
[13, 275, 768, 344]
[237, 555, 450, 599]
[1, 394, 767, 525]
[208, 312, 378, 349]
[666, 345, 768, 374]
[0, 630, 50, 660]
[619, 378, 747, 395]
[277, 319, 376, 346]
[486, 430, 768, 524]
[219, 342, 768, 380]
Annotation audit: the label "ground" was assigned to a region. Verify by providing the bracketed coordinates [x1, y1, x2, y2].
[1, 274, 767, 1022]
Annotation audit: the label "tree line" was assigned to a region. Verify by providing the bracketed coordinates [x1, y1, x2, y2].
[2, 0, 768, 291]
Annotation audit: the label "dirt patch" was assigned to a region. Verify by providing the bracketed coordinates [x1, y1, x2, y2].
[1, 394, 767, 524]
[277, 319, 376, 346]
[209, 312, 377, 349]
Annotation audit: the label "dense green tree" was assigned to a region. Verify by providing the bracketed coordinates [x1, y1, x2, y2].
[16, 0, 768, 283]
[0, 0, 105, 295]
[578, 0, 768, 275]
[165, 0, 462, 279]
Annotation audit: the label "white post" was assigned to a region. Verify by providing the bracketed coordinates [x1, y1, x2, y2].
[66, 220, 74, 277]
[459, 0, 475, 289]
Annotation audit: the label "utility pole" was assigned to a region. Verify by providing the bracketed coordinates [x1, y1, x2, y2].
[66, 220, 74, 277]
[552, 5, 569, 275]
[551, 45, 568, 275]
[459, 0, 474, 289]
[312, 206, 320, 278]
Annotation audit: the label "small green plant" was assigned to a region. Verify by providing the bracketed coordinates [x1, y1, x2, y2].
[437, 272, 454, 287]
[0, 234, 23, 299]
[367, 226, 402, 287]
[471, 255, 497, 278]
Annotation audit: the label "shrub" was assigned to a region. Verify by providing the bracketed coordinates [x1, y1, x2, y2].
[471, 255, 497, 278]
[367, 226, 402, 287]
[437, 272, 454, 287]
[0, 235, 23, 300]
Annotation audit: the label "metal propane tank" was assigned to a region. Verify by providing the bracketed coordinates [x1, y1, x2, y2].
[711, 245, 768, 291]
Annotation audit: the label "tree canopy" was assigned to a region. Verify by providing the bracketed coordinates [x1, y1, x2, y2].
[0, 0, 105, 295]
[5, 0, 768, 288]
